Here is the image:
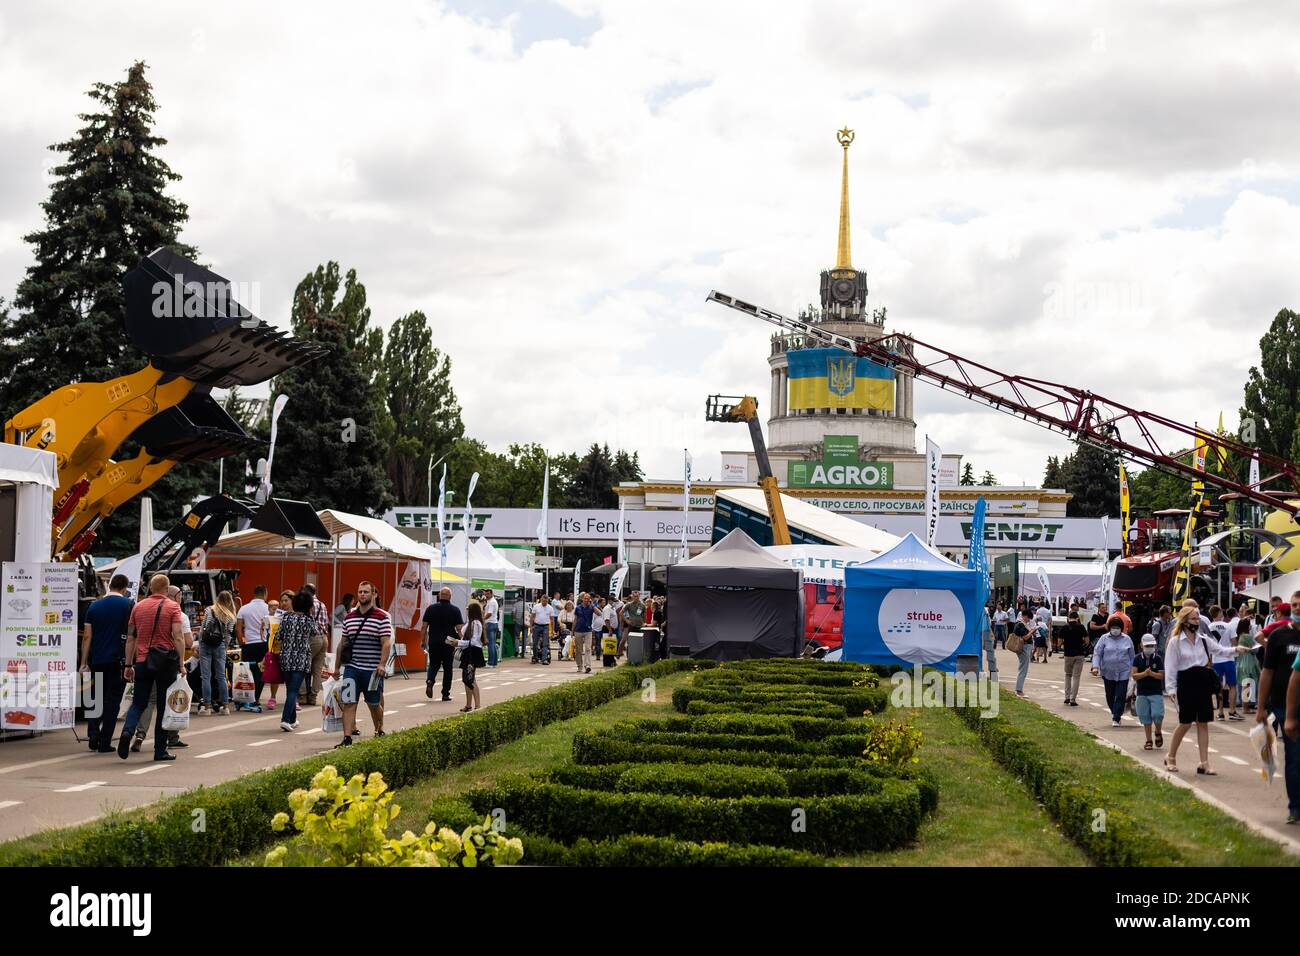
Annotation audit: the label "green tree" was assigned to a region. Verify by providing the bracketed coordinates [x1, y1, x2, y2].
[978, 470, 997, 486]
[1241, 308, 1300, 463]
[0, 61, 214, 554]
[612, 449, 644, 485]
[1059, 442, 1119, 517]
[382, 311, 464, 504]
[1042, 456, 1063, 489]
[269, 269, 394, 514]
[959, 463, 975, 485]
[1127, 459, 1194, 514]
[569, 444, 619, 508]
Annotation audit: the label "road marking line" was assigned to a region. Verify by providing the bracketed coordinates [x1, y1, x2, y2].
[248, 739, 280, 747]
[0, 800, 23, 809]
[54, 781, 106, 793]
[1222, 755, 1249, 766]
[384, 710, 397, 716]
[125, 765, 169, 775]
[1208, 747, 1219, 753]
[195, 749, 232, 759]
[406, 703, 425, 708]
[301, 728, 323, 735]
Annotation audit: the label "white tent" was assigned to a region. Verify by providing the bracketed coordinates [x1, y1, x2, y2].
[1017, 559, 1106, 599]
[765, 544, 886, 584]
[1240, 570, 1300, 602]
[474, 536, 543, 589]
[715, 488, 902, 551]
[0, 444, 56, 562]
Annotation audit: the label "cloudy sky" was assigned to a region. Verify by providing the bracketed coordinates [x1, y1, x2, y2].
[2, 0, 1299, 490]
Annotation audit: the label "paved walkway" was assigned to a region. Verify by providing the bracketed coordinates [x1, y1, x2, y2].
[0, 656, 594, 842]
[989, 646, 1300, 854]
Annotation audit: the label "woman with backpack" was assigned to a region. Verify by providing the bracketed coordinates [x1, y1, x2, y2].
[197, 591, 237, 715]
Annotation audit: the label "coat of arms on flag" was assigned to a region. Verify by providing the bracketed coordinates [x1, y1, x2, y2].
[828, 355, 856, 397]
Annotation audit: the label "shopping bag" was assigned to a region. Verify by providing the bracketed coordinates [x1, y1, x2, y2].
[601, 635, 618, 656]
[320, 677, 345, 734]
[261, 652, 283, 685]
[161, 675, 192, 732]
[1249, 718, 1277, 783]
[562, 635, 573, 660]
[231, 661, 256, 704]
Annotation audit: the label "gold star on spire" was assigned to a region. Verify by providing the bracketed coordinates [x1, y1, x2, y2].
[835, 127, 855, 270]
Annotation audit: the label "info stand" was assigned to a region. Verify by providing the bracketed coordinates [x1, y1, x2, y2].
[0, 561, 79, 739]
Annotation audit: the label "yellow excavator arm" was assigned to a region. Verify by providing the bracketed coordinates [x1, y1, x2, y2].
[705, 394, 791, 546]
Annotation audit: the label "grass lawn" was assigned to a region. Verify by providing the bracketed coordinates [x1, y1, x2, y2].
[841, 704, 1088, 867]
[992, 692, 1295, 867]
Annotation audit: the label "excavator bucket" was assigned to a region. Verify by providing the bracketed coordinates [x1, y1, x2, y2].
[128, 391, 265, 462]
[123, 247, 326, 387]
[251, 498, 331, 541]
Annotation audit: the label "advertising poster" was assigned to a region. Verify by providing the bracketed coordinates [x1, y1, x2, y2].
[0, 562, 78, 731]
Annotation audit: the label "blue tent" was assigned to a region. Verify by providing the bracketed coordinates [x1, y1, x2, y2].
[841, 532, 982, 672]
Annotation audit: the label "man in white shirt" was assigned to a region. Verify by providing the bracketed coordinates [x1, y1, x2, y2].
[483, 588, 501, 667]
[235, 585, 270, 711]
[531, 595, 555, 665]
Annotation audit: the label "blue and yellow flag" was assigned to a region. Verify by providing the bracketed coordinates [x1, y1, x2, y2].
[787, 348, 895, 410]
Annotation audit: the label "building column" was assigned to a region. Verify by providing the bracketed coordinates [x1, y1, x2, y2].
[770, 368, 779, 421]
[779, 367, 788, 417]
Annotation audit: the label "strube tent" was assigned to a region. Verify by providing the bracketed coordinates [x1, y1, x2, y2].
[666, 528, 802, 661]
[841, 533, 982, 672]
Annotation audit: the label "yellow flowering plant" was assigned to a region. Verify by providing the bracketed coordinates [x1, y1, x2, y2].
[264, 765, 523, 867]
[861, 714, 923, 768]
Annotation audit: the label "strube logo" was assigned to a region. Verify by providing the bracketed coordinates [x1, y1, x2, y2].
[49, 886, 151, 936]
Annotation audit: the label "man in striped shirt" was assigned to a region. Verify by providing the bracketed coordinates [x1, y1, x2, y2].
[335, 581, 393, 748]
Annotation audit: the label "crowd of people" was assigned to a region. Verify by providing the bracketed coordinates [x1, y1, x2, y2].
[80, 572, 672, 764]
[983, 592, 1300, 827]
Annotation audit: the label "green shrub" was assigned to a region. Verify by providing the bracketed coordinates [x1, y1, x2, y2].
[614, 763, 789, 798]
[571, 731, 853, 769]
[695, 670, 878, 689]
[264, 765, 522, 867]
[465, 777, 924, 854]
[520, 833, 827, 867]
[657, 713, 859, 740]
[0, 659, 697, 867]
[671, 685, 889, 715]
[861, 715, 924, 769]
[954, 703, 1183, 866]
[684, 699, 848, 720]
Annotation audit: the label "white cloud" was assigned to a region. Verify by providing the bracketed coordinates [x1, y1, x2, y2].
[0, 0, 1298, 494]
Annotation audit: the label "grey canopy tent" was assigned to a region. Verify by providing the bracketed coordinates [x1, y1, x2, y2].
[666, 528, 802, 661]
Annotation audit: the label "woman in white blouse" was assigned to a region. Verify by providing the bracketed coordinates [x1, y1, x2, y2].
[1163, 606, 1224, 774]
[456, 602, 486, 712]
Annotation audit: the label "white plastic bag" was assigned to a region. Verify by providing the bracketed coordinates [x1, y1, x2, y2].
[231, 661, 256, 704]
[320, 676, 345, 734]
[562, 634, 573, 660]
[161, 675, 192, 732]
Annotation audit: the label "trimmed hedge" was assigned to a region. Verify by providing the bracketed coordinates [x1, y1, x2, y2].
[465, 776, 925, 853]
[423, 797, 825, 866]
[695, 670, 879, 689]
[0, 659, 699, 867]
[684, 699, 848, 720]
[657, 713, 860, 740]
[954, 702, 1184, 866]
[671, 685, 889, 715]
[615, 763, 788, 798]
[571, 731, 855, 769]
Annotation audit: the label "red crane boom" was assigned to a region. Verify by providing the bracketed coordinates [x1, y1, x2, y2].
[706, 290, 1300, 518]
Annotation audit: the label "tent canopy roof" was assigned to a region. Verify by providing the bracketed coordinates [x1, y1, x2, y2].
[681, 528, 791, 569]
[847, 532, 978, 590]
[668, 528, 799, 590]
[0, 444, 57, 489]
[214, 508, 434, 560]
[862, 532, 966, 571]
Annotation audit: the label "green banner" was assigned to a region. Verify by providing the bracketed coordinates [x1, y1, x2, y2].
[788, 435, 893, 489]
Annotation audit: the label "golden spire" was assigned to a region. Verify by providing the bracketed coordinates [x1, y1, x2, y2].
[835, 127, 855, 271]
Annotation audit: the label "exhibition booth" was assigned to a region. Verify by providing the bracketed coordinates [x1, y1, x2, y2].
[766, 543, 887, 652]
[666, 528, 802, 661]
[841, 533, 982, 672]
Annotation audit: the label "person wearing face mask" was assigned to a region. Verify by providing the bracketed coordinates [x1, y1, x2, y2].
[1163, 606, 1219, 774]
[1132, 633, 1165, 750]
[1091, 619, 1135, 726]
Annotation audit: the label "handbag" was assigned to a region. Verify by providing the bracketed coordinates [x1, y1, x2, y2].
[261, 651, 283, 685]
[1005, 623, 1027, 654]
[142, 598, 179, 672]
[200, 614, 225, 648]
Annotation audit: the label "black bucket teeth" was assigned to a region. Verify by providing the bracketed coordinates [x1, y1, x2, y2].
[124, 247, 326, 386]
[128, 391, 265, 463]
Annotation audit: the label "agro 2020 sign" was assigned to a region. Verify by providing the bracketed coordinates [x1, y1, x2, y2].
[787, 435, 893, 489]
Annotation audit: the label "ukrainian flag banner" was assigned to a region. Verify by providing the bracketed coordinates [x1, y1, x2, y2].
[787, 348, 895, 410]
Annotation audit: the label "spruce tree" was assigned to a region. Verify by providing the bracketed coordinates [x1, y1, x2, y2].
[1060, 441, 1120, 517]
[959, 463, 975, 485]
[269, 267, 394, 514]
